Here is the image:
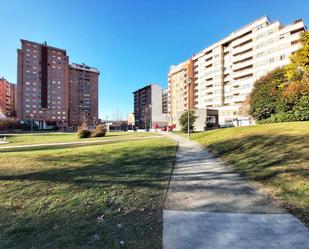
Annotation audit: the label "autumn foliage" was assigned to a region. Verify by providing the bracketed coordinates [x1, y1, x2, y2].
[249, 31, 309, 123]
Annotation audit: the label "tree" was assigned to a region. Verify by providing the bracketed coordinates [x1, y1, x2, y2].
[238, 96, 250, 117]
[285, 31, 309, 81]
[277, 79, 309, 113]
[249, 31, 309, 124]
[249, 67, 287, 120]
[179, 110, 197, 133]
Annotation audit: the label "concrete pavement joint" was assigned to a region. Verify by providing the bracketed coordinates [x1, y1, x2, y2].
[162, 133, 309, 249]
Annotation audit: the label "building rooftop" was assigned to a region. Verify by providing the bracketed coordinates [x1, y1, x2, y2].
[20, 39, 67, 54]
[132, 83, 163, 94]
[69, 63, 100, 74]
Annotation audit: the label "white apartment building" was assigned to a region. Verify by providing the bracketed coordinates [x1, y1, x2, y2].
[169, 16, 306, 126]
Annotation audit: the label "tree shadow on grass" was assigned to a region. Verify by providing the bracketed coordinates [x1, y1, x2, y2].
[201, 133, 309, 225]
[0, 142, 176, 249]
[205, 134, 309, 179]
[0, 144, 176, 190]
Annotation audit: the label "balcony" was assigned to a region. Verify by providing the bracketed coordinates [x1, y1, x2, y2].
[232, 50, 253, 63]
[232, 31, 253, 48]
[232, 42, 253, 56]
[232, 59, 253, 71]
[232, 67, 253, 80]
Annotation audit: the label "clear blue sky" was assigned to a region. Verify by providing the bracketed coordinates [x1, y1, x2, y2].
[1, 0, 308, 120]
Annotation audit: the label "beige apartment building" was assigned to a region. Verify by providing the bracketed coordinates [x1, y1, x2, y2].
[168, 59, 194, 126]
[168, 16, 306, 126]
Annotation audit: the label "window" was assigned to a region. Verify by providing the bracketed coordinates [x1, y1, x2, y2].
[257, 52, 264, 58]
[279, 35, 284, 40]
[256, 43, 263, 49]
[257, 24, 264, 30]
[256, 34, 263, 40]
[280, 54, 285, 60]
[268, 29, 274, 35]
[269, 57, 274, 63]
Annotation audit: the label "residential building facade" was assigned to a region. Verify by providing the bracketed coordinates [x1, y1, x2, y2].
[127, 112, 135, 126]
[0, 77, 16, 118]
[162, 89, 168, 114]
[168, 59, 194, 125]
[17, 39, 100, 129]
[17, 39, 69, 129]
[133, 84, 168, 129]
[68, 63, 99, 129]
[168, 17, 306, 126]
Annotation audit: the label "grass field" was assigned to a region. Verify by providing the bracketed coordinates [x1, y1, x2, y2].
[191, 121, 309, 225]
[0, 132, 158, 146]
[0, 136, 176, 249]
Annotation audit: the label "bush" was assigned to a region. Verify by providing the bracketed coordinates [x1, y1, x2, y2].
[257, 113, 298, 124]
[179, 110, 197, 133]
[78, 129, 92, 138]
[249, 67, 287, 120]
[293, 95, 309, 120]
[92, 125, 107, 137]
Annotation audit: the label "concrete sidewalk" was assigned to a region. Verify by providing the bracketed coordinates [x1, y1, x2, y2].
[163, 133, 309, 249]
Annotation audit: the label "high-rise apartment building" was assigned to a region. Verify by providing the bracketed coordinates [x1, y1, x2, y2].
[17, 39, 69, 129]
[68, 63, 99, 129]
[0, 77, 16, 118]
[168, 17, 306, 126]
[17, 39, 100, 129]
[133, 84, 168, 129]
[162, 89, 168, 114]
[168, 59, 194, 125]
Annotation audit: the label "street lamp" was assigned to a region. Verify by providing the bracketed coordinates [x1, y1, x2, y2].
[186, 77, 192, 140]
[148, 104, 152, 130]
[30, 113, 34, 133]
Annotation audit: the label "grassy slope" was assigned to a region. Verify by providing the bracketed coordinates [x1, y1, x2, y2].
[0, 138, 176, 249]
[0, 132, 158, 146]
[191, 121, 309, 225]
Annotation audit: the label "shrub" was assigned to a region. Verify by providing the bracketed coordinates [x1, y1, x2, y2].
[249, 67, 287, 120]
[293, 95, 309, 121]
[257, 113, 299, 124]
[92, 125, 107, 137]
[78, 129, 92, 138]
[179, 110, 197, 133]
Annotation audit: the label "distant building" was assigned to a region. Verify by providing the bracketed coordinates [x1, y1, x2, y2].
[17, 39, 69, 129]
[127, 112, 135, 126]
[0, 77, 16, 119]
[68, 63, 99, 129]
[162, 89, 168, 114]
[133, 84, 168, 129]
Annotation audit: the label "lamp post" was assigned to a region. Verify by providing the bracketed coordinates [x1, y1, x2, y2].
[186, 77, 192, 140]
[149, 104, 152, 130]
[30, 114, 34, 133]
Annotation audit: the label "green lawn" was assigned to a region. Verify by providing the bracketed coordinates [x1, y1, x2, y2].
[191, 121, 309, 225]
[0, 137, 176, 249]
[0, 132, 158, 146]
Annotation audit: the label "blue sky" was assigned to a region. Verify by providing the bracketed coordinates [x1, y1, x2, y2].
[1, 0, 309, 120]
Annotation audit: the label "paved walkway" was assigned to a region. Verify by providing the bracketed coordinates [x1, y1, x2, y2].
[0, 135, 161, 150]
[163, 133, 309, 249]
